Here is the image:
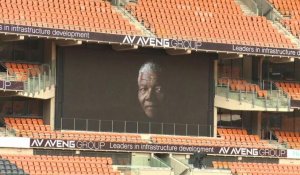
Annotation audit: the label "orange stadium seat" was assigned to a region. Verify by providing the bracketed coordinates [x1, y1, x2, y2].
[274, 129, 300, 149]
[0, 0, 143, 36]
[274, 81, 300, 100]
[126, 0, 297, 48]
[214, 161, 300, 175]
[268, 0, 300, 40]
[4, 117, 146, 144]
[0, 155, 121, 175]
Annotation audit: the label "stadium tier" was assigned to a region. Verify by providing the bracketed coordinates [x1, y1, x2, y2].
[1, 154, 120, 175]
[218, 78, 268, 98]
[274, 130, 300, 149]
[3, 117, 274, 149]
[213, 161, 300, 175]
[4, 117, 146, 144]
[2, 62, 42, 78]
[217, 128, 274, 148]
[274, 81, 300, 100]
[268, 0, 300, 38]
[125, 0, 296, 48]
[1, 0, 300, 175]
[151, 127, 275, 148]
[0, 0, 142, 35]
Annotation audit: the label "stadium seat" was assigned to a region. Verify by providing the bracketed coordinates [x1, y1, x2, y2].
[126, 0, 297, 48]
[274, 81, 300, 100]
[213, 161, 300, 175]
[218, 78, 267, 98]
[268, 0, 300, 40]
[1, 155, 120, 175]
[4, 117, 146, 144]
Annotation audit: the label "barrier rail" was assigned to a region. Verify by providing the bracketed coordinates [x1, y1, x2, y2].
[23, 64, 55, 93]
[216, 79, 291, 110]
[60, 118, 214, 137]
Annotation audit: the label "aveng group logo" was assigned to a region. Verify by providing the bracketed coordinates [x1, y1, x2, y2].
[30, 139, 106, 150]
[30, 139, 75, 148]
[122, 35, 202, 50]
[218, 147, 287, 157]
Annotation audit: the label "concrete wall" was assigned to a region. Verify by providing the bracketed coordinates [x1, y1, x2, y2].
[193, 169, 231, 175]
[279, 159, 300, 165]
[0, 148, 33, 155]
[42, 40, 56, 129]
[131, 153, 151, 166]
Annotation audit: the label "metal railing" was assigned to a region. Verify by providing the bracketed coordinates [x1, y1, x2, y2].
[60, 118, 214, 137]
[216, 80, 291, 110]
[0, 63, 55, 94]
[115, 165, 172, 175]
[22, 64, 55, 94]
[150, 155, 170, 168]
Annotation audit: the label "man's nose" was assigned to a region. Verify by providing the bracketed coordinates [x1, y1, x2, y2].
[145, 88, 155, 100]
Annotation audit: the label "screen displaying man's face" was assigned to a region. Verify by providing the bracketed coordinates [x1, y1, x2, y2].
[61, 46, 213, 135]
[138, 71, 164, 119]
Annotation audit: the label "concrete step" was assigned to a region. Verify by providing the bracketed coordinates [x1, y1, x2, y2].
[235, 0, 257, 16]
[113, 6, 155, 37]
[269, 140, 287, 149]
[0, 127, 14, 137]
[17, 84, 55, 99]
[271, 22, 300, 47]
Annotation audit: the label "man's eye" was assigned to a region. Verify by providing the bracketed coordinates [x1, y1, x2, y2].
[139, 87, 147, 93]
[155, 87, 162, 93]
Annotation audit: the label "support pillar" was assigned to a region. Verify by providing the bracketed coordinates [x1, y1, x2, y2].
[252, 111, 262, 138]
[258, 57, 264, 82]
[213, 107, 218, 137]
[43, 40, 56, 130]
[213, 60, 218, 137]
[214, 60, 218, 85]
[243, 56, 252, 81]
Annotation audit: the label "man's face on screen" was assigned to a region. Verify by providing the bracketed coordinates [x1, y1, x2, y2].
[138, 71, 164, 119]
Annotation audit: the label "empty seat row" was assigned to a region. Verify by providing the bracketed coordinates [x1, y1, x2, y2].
[213, 161, 300, 175]
[126, 0, 297, 48]
[1, 155, 120, 175]
[4, 117, 146, 144]
[5, 117, 44, 125]
[217, 128, 248, 135]
[218, 78, 268, 98]
[152, 133, 274, 149]
[3, 62, 42, 80]
[268, 0, 300, 40]
[275, 82, 300, 88]
[274, 81, 300, 100]
[274, 130, 300, 149]
[0, 0, 143, 36]
[217, 128, 274, 148]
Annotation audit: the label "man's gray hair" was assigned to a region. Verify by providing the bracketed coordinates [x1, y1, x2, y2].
[138, 61, 162, 81]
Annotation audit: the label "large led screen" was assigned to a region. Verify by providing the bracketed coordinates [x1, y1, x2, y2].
[56, 45, 215, 136]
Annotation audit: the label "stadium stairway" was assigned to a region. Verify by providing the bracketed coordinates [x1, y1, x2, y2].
[17, 84, 55, 99]
[129, 153, 173, 175]
[235, 0, 300, 47]
[155, 154, 232, 175]
[272, 21, 300, 47]
[114, 5, 155, 37]
[235, 0, 257, 16]
[156, 154, 190, 175]
[0, 127, 15, 137]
